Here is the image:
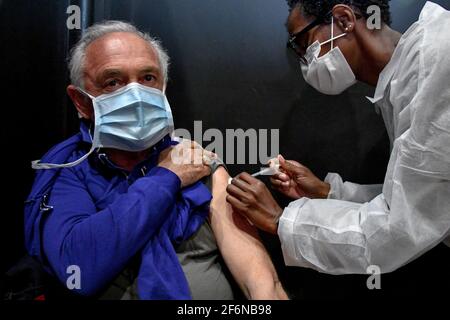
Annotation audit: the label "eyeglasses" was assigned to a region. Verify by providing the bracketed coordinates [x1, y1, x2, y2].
[287, 11, 362, 65]
[287, 12, 332, 65]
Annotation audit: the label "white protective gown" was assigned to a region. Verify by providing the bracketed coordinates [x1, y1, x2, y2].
[278, 1, 450, 274]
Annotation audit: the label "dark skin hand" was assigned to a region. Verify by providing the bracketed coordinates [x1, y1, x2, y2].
[270, 156, 330, 200]
[226, 156, 330, 235]
[226, 172, 283, 235]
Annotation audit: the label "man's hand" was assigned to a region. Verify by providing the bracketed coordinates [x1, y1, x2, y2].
[226, 173, 283, 235]
[270, 155, 330, 200]
[158, 140, 214, 188]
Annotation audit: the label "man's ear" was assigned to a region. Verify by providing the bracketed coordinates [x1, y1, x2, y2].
[332, 5, 357, 33]
[67, 85, 94, 120]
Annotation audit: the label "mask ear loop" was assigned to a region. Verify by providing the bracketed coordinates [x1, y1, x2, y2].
[32, 88, 99, 170]
[32, 118, 98, 169]
[319, 16, 347, 48]
[331, 16, 334, 49]
[32, 147, 96, 170]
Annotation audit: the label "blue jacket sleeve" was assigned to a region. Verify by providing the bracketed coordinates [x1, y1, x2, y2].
[42, 166, 181, 296]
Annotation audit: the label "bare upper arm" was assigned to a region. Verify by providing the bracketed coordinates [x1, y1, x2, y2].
[210, 166, 259, 238]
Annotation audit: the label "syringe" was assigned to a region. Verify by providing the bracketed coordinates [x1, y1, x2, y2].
[251, 165, 279, 177]
[228, 158, 280, 184]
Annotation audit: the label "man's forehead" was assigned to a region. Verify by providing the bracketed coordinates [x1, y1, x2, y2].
[85, 32, 158, 66]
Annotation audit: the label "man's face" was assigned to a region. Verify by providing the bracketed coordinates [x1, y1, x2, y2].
[70, 32, 165, 120]
[84, 32, 164, 95]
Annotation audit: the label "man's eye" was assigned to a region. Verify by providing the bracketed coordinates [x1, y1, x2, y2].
[144, 75, 155, 82]
[107, 79, 119, 87]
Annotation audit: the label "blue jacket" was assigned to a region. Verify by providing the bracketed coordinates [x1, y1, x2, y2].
[24, 121, 212, 299]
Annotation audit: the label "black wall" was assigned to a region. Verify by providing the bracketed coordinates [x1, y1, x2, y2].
[2, 0, 450, 299]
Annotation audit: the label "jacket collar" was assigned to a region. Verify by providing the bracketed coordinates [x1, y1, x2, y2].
[79, 120, 173, 174]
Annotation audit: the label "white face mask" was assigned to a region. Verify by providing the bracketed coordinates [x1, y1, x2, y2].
[301, 16, 357, 95]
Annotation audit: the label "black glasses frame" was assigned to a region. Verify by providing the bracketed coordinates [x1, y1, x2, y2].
[287, 11, 332, 64]
[287, 11, 362, 65]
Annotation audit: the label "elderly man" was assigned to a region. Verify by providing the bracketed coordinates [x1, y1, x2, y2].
[25, 21, 287, 300]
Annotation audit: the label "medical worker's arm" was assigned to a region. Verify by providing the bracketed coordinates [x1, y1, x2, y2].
[279, 70, 450, 275]
[271, 157, 382, 203]
[42, 166, 181, 296]
[325, 173, 383, 203]
[209, 167, 288, 300]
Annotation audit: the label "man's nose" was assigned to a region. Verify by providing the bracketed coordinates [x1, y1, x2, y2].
[128, 77, 140, 84]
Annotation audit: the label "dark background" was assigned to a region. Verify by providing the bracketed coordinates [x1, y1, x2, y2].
[1, 0, 450, 299]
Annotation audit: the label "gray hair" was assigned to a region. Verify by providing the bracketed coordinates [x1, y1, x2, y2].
[68, 20, 170, 88]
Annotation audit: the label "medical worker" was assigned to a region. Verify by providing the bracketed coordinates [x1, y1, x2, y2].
[227, 1, 450, 274]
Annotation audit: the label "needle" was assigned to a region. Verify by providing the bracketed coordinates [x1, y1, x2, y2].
[251, 166, 277, 177]
[228, 158, 280, 184]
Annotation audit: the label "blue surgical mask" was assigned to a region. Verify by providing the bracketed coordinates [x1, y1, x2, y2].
[32, 83, 174, 169]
